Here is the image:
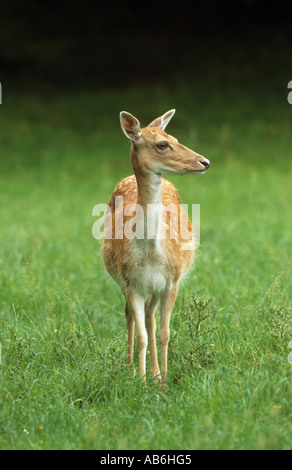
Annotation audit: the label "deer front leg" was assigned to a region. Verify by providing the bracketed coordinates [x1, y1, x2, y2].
[159, 283, 178, 383]
[126, 290, 147, 380]
[145, 295, 160, 380]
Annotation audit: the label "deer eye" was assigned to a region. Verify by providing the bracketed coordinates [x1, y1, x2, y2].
[157, 141, 169, 150]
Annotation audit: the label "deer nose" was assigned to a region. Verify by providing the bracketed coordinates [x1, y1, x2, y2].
[200, 160, 210, 169]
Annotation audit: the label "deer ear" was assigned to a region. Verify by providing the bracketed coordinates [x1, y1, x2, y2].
[120, 111, 141, 141]
[147, 109, 176, 130]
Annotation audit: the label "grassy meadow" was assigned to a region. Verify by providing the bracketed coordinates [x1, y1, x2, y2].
[0, 73, 291, 449]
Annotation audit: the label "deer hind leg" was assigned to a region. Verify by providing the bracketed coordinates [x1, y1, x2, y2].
[126, 291, 147, 380]
[145, 295, 160, 380]
[159, 283, 178, 383]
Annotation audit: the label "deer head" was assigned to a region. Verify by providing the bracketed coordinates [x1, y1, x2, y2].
[120, 109, 210, 176]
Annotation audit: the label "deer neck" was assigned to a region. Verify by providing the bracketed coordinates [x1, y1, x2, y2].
[131, 147, 163, 244]
[136, 172, 162, 208]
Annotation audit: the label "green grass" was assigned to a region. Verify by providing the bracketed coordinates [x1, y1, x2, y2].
[0, 81, 291, 449]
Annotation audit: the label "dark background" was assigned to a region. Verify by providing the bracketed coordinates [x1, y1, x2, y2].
[0, 0, 291, 90]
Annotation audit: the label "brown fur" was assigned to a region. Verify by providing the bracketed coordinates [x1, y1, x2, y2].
[103, 175, 194, 289]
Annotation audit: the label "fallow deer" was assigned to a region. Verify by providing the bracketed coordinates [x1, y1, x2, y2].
[102, 109, 210, 383]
